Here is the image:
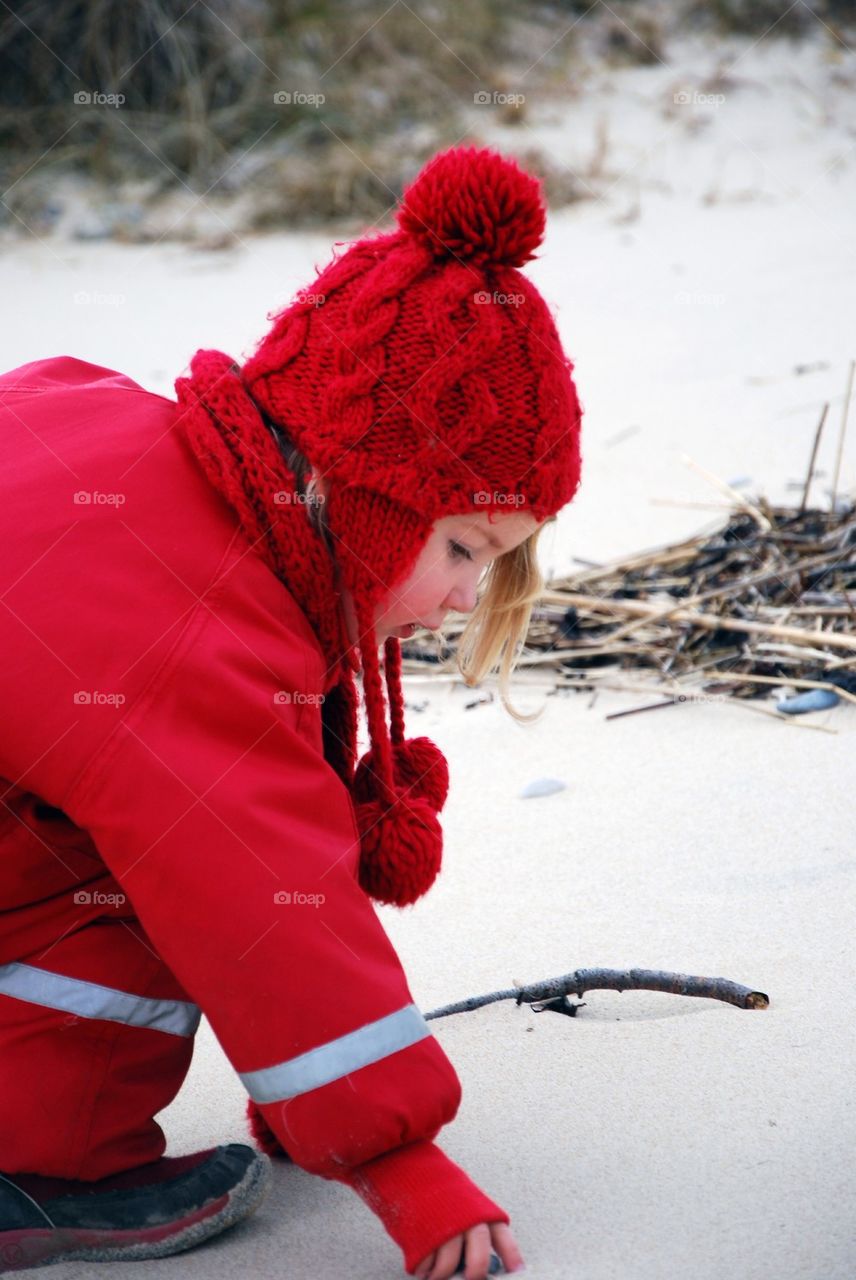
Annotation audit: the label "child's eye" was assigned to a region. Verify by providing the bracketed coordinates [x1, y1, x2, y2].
[449, 541, 474, 562]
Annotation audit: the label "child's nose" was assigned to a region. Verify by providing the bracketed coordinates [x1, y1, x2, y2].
[444, 575, 480, 617]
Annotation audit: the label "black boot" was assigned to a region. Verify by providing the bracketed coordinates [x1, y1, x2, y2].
[0, 1144, 271, 1271]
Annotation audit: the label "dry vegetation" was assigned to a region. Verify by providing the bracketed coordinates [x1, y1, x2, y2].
[2, 0, 853, 242]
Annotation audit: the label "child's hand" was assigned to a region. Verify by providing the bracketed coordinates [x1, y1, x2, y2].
[413, 1221, 525, 1279]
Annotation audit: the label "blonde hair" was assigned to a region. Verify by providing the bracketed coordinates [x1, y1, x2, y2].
[454, 519, 554, 724]
[267, 423, 552, 724]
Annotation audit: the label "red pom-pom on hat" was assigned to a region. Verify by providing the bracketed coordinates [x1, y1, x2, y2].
[397, 145, 546, 268]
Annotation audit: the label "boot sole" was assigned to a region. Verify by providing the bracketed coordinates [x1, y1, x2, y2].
[0, 1151, 272, 1271]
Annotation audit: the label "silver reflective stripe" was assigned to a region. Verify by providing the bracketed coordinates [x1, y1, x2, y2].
[239, 1002, 431, 1103]
[0, 962, 201, 1038]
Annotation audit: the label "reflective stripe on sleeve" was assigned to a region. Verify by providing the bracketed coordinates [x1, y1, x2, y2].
[0, 962, 201, 1038]
[239, 1002, 432, 1103]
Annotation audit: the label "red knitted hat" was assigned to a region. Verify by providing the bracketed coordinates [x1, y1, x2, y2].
[241, 144, 583, 905]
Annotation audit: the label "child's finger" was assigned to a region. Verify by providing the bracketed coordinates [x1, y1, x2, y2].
[414, 1253, 436, 1279]
[427, 1233, 466, 1279]
[452, 1223, 495, 1276]
[488, 1222, 526, 1273]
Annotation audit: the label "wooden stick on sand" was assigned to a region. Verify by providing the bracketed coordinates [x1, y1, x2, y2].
[424, 968, 769, 1020]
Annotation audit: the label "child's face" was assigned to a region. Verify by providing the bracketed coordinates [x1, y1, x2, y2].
[309, 468, 541, 646]
[370, 509, 541, 643]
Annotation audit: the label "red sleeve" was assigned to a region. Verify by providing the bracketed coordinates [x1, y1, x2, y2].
[336, 1140, 510, 1274]
[64, 570, 509, 1271]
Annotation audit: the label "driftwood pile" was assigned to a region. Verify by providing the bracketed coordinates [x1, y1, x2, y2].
[401, 496, 856, 713]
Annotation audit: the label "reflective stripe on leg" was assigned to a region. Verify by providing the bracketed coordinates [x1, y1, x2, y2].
[0, 962, 201, 1038]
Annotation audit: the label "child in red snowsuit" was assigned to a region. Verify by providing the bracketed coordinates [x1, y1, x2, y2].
[0, 146, 582, 1277]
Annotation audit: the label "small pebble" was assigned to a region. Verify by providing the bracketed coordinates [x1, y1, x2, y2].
[519, 776, 567, 799]
[776, 688, 840, 715]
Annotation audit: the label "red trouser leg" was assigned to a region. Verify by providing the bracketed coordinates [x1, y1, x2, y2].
[0, 918, 199, 1180]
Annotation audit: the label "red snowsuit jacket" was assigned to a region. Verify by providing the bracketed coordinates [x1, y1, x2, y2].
[0, 357, 509, 1273]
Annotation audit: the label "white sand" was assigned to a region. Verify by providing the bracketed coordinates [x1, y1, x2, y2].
[4, 26, 855, 1280]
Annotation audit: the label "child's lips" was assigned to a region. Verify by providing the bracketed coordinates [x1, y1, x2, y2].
[394, 617, 445, 637]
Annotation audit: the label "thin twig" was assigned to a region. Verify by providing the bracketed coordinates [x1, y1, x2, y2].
[680, 453, 772, 531]
[604, 698, 680, 720]
[831, 359, 854, 511]
[800, 401, 828, 514]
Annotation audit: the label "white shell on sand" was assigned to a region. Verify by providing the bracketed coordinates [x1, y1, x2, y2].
[519, 776, 567, 799]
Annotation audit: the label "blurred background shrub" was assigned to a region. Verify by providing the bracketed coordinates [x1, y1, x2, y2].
[1, 0, 853, 241]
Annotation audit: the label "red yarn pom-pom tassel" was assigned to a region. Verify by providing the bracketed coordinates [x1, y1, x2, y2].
[353, 736, 449, 814]
[355, 794, 443, 907]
